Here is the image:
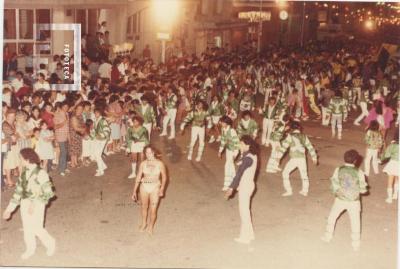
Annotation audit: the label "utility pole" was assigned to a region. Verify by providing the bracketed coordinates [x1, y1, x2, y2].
[257, 0, 263, 53]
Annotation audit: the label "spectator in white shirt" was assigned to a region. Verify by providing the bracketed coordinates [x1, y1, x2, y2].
[48, 55, 60, 74]
[118, 56, 130, 76]
[98, 58, 112, 80]
[36, 64, 49, 80]
[11, 71, 24, 91]
[33, 73, 50, 92]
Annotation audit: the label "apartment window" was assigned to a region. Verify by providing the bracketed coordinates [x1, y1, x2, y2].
[4, 43, 17, 55]
[19, 9, 34, 39]
[36, 9, 51, 40]
[18, 43, 34, 55]
[137, 11, 141, 33]
[127, 16, 132, 34]
[75, 9, 88, 35]
[132, 13, 137, 34]
[88, 9, 99, 34]
[4, 9, 16, 39]
[4, 8, 52, 56]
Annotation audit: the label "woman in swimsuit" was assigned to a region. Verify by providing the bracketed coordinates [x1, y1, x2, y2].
[131, 145, 167, 235]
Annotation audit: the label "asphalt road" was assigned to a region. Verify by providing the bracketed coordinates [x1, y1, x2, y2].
[0, 116, 397, 269]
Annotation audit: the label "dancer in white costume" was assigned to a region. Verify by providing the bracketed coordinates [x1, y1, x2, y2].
[225, 135, 258, 245]
[218, 116, 240, 191]
[126, 116, 149, 179]
[3, 148, 56, 260]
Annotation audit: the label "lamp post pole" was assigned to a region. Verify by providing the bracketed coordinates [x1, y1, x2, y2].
[161, 39, 166, 63]
[257, 0, 263, 53]
[300, 2, 305, 47]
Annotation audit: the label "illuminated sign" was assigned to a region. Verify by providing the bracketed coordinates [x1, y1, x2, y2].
[238, 11, 271, 22]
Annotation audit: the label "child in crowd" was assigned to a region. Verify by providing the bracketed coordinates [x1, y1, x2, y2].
[82, 119, 95, 166]
[35, 121, 55, 172]
[31, 128, 40, 150]
[381, 130, 399, 204]
[277, 121, 318, 197]
[321, 149, 368, 251]
[328, 90, 348, 140]
[363, 120, 383, 177]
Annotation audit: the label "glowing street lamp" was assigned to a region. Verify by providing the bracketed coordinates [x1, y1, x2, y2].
[365, 20, 375, 30]
[153, 0, 180, 63]
[276, 0, 287, 9]
[153, 0, 180, 30]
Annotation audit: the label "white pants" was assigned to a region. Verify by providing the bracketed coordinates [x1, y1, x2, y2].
[364, 148, 379, 176]
[238, 181, 255, 243]
[82, 139, 95, 159]
[354, 102, 369, 125]
[354, 87, 361, 105]
[266, 141, 280, 171]
[261, 118, 274, 145]
[321, 107, 330, 126]
[162, 108, 177, 138]
[224, 149, 238, 188]
[20, 199, 55, 254]
[282, 158, 309, 193]
[324, 198, 361, 243]
[144, 123, 152, 140]
[188, 126, 205, 159]
[93, 139, 107, 172]
[331, 114, 343, 137]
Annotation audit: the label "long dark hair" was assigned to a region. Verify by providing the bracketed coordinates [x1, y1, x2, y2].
[143, 144, 161, 159]
[20, 148, 40, 165]
[240, 135, 259, 155]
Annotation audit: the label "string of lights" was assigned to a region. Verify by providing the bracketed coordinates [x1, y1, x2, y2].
[300, 2, 400, 26]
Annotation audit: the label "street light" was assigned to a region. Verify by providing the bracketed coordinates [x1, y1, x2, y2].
[276, 0, 287, 8]
[153, 0, 180, 29]
[365, 20, 375, 30]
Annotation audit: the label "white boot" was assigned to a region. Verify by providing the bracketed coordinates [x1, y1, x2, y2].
[216, 136, 221, 142]
[282, 179, 293, 196]
[128, 163, 137, 179]
[386, 188, 393, 203]
[299, 179, 309, 196]
[393, 183, 398, 200]
[195, 145, 204, 162]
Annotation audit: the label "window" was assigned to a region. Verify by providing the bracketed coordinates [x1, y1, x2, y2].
[36, 9, 51, 40]
[132, 13, 137, 34]
[75, 9, 88, 35]
[88, 9, 98, 34]
[4, 9, 52, 56]
[19, 9, 34, 39]
[138, 12, 141, 33]
[127, 16, 132, 34]
[36, 43, 51, 55]
[18, 43, 34, 55]
[4, 43, 17, 55]
[4, 9, 16, 39]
